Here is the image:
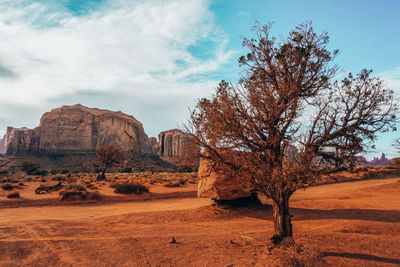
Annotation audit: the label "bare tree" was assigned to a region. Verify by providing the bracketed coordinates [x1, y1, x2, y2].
[96, 145, 122, 180]
[189, 22, 397, 244]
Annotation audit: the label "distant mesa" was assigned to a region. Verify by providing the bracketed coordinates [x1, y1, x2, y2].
[4, 104, 152, 155]
[2, 104, 195, 165]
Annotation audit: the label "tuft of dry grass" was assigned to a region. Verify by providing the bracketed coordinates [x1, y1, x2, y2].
[6, 190, 20, 198]
[269, 238, 325, 267]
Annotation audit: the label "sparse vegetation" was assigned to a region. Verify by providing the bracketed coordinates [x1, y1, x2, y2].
[176, 165, 193, 173]
[33, 170, 48, 176]
[21, 161, 40, 175]
[163, 178, 187, 187]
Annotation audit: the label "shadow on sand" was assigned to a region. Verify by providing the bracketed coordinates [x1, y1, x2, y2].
[322, 252, 400, 264]
[242, 204, 400, 223]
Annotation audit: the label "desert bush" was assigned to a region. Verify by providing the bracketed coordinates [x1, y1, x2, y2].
[0, 170, 8, 175]
[112, 182, 149, 194]
[1, 183, 14, 190]
[59, 181, 89, 200]
[6, 190, 20, 198]
[51, 170, 58, 175]
[73, 170, 80, 174]
[60, 169, 70, 174]
[120, 167, 132, 173]
[21, 161, 40, 175]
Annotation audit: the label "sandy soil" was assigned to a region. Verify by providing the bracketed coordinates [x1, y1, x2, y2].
[0, 177, 399, 266]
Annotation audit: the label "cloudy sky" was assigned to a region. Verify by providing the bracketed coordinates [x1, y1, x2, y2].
[0, 0, 399, 159]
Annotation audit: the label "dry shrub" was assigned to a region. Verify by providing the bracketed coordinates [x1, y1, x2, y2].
[59, 188, 101, 201]
[270, 238, 325, 267]
[112, 182, 149, 194]
[164, 178, 187, 187]
[1, 183, 15, 191]
[59, 181, 88, 201]
[7, 190, 20, 198]
[64, 181, 87, 192]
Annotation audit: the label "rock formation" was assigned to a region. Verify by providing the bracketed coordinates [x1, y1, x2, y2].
[0, 135, 5, 154]
[5, 104, 153, 155]
[197, 157, 255, 200]
[366, 153, 392, 166]
[158, 129, 194, 161]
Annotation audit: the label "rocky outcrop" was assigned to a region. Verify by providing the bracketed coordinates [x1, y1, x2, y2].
[367, 153, 392, 166]
[0, 135, 6, 154]
[148, 137, 159, 155]
[158, 129, 193, 161]
[5, 104, 153, 155]
[197, 157, 255, 200]
[4, 127, 34, 155]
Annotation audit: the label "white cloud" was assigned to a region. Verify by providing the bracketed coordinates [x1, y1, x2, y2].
[0, 0, 233, 136]
[379, 67, 400, 92]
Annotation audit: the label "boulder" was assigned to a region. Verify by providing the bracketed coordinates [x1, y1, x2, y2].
[197, 157, 255, 200]
[5, 104, 153, 155]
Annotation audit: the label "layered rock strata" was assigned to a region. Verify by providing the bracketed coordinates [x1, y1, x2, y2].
[158, 129, 193, 160]
[0, 135, 5, 154]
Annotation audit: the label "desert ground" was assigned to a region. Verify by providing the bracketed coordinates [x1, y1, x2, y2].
[0, 173, 399, 266]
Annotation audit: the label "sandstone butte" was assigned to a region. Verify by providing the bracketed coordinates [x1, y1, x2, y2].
[2, 104, 192, 162]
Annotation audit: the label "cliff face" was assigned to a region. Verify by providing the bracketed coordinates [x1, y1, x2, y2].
[5, 104, 152, 155]
[158, 129, 194, 161]
[0, 135, 6, 154]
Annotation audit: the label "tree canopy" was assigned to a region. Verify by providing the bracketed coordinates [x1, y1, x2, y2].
[189, 22, 398, 243]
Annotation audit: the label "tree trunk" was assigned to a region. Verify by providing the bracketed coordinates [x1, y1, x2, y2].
[98, 167, 107, 181]
[271, 192, 292, 244]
